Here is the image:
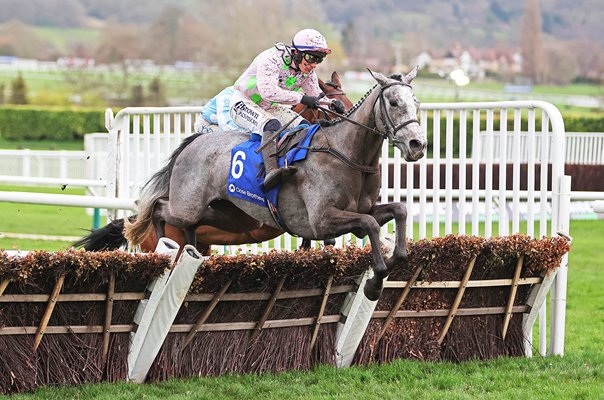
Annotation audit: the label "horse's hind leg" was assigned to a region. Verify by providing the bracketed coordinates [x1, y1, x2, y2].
[300, 238, 335, 249]
[323, 238, 336, 247]
[151, 199, 169, 244]
[184, 226, 197, 248]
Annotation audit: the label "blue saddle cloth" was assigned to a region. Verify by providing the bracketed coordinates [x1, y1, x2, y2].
[227, 123, 320, 209]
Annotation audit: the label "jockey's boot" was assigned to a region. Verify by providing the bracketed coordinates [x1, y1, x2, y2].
[261, 128, 297, 190]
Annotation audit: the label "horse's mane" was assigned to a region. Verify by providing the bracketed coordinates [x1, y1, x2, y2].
[320, 73, 405, 128]
[320, 84, 377, 127]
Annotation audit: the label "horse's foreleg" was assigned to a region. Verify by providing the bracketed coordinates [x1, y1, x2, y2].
[368, 202, 408, 267]
[309, 209, 385, 300]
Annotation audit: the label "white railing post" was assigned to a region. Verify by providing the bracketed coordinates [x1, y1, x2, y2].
[22, 149, 31, 178]
[105, 108, 119, 221]
[550, 175, 571, 356]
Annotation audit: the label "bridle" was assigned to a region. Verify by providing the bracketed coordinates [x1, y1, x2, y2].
[373, 81, 420, 141]
[318, 81, 420, 140]
[307, 81, 421, 175]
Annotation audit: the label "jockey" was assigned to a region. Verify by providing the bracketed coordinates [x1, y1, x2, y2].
[228, 28, 346, 189]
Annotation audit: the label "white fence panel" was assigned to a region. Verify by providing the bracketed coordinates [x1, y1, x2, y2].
[0, 149, 92, 180]
[106, 102, 567, 242]
[478, 131, 604, 164]
[104, 107, 204, 208]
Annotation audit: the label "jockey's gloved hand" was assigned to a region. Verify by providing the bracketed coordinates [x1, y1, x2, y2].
[301, 95, 321, 109]
[329, 100, 345, 114]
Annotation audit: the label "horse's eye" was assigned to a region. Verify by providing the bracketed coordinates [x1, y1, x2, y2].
[389, 99, 398, 107]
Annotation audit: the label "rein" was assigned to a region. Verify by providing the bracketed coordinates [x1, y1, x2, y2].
[316, 81, 419, 139]
[306, 146, 379, 174]
[308, 81, 419, 174]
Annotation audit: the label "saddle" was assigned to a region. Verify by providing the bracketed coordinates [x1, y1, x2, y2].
[273, 125, 311, 160]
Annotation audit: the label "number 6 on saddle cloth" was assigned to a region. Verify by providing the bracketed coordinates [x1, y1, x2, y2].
[227, 123, 321, 224]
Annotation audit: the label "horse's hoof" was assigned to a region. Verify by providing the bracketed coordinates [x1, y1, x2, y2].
[363, 278, 383, 301]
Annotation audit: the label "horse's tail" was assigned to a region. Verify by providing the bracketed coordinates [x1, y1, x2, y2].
[124, 133, 203, 246]
[72, 218, 128, 251]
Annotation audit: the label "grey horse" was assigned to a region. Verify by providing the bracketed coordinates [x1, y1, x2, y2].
[125, 68, 427, 300]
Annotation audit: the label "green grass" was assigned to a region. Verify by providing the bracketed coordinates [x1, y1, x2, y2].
[0, 67, 237, 107]
[0, 184, 94, 251]
[31, 26, 101, 54]
[4, 353, 602, 399]
[417, 77, 603, 97]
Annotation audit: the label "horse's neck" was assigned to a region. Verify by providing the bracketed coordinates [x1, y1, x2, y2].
[321, 88, 384, 166]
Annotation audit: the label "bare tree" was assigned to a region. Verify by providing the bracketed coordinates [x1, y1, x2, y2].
[542, 40, 577, 85]
[568, 40, 604, 82]
[144, 5, 183, 64]
[197, 0, 290, 67]
[0, 20, 58, 60]
[94, 19, 145, 63]
[521, 0, 546, 83]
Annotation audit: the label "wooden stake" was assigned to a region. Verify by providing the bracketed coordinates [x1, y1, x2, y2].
[502, 255, 524, 340]
[183, 279, 232, 347]
[437, 256, 477, 345]
[34, 275, 65, 351]
[102, 272, 116, 364]
[250, 276, 286, 342]
[309, 275, 334, 352]
[0, 278, 10, 297]
[376, 265, 423, 342]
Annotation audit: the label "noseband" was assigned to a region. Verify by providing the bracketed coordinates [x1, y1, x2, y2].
[374, 82, 420, 140]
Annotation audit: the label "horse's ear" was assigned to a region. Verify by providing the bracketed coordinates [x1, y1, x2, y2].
[367, 69, 389, 86]
[318, 78, 328, 92]
[404, 66, 419, 83]
[331, 71, 341, 86]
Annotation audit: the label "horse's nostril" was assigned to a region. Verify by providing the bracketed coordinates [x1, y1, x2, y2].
[409, 139, 425, 153]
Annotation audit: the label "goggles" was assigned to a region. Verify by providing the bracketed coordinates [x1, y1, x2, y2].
[302, 52, 325, 64]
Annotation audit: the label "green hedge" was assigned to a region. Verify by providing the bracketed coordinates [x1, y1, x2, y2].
[0, 106, 106, 141]
[564, 114, 604, 132]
